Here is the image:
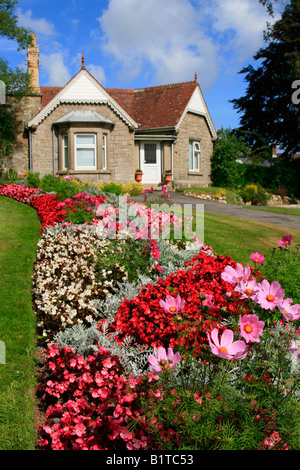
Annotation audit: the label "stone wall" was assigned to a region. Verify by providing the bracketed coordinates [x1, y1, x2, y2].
[6, 94, 42, 173]
[30, 102, 136, 183]
[173, 112, 213, 188]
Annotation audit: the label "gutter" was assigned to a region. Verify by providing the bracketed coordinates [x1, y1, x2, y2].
[28, 127, 32, 171]
[52, 126, 56, 175]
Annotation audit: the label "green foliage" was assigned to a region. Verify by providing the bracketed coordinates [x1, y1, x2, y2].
[0, 0, 32, 50]
[136, 318, 300, 450]
[0, 168, 20, 183]
[24, 171, 41, 188]
[102, 181, 126, 196]
[95, 238, 154, 284]
[211, 128, 249, 188]
[260, 243, 300, 304]
[39, 174, 79, 200]
[240, 183, 271, 206]
[231, 0, 300, 154]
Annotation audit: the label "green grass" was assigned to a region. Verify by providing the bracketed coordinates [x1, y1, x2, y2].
[201, 210, 300, 266]
[0, 196, 41, 450]
[176, 186, 221, 195]
[243, 205, 300, 216]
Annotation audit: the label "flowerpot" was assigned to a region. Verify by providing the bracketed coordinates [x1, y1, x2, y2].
[164, 173, 172, 186]
[135, 172, 143, 182]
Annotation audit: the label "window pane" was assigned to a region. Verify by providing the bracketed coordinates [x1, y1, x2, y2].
[144, 143, 156, 164]
[63, 135, 68, 169]
[76, 134, 95, 145]
[102, 135, 106, 169]
[189, 141, 193, 169]
[76, 148, 95, 167]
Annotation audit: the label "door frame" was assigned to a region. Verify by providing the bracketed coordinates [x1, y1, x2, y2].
[140, 141, 162, 184]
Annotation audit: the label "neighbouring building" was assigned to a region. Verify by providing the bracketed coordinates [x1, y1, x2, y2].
[12, 34, 217, 188]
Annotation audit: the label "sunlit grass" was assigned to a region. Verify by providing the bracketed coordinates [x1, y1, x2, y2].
[0, 197, 41, 450]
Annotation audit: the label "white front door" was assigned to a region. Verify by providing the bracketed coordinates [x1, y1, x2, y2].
[140, 142, 161, 184]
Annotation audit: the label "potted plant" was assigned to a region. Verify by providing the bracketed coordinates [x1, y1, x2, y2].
[135, 169, 143, 182]
[164, 169, 172, 186]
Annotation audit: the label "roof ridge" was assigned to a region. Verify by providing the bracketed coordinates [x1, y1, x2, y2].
[40, 85, 63, 89]
[133, 80, 196, 92]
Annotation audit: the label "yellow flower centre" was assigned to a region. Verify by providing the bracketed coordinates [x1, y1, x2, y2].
[245, 288, 253, 296]
[169, 306, 176, 312]
[219, 346, 227, 354]
[267, 295, 274, 302]
[245, 325, 252, 333]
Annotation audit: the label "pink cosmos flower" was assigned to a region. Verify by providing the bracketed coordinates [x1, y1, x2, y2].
[202, 294, 214, 308]
[278, 298, 300, 322]
[239, 314, 265, 343]
[159, 294, 185, 314]
[278, 234, 293, 247]
[234, 279, 260, 301]
[221, 263, 251, 285]
[256, 279, 285, 311]
[249, 252, 266, 265]
[148, 347, 181, 373]
[207, 328, 248, 360]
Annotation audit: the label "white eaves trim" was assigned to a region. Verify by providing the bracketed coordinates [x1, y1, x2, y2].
[27, 69, 138, 130]
[176, 86, 217, 139]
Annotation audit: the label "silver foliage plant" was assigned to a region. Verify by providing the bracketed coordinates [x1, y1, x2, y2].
[54, 236, 200, 376]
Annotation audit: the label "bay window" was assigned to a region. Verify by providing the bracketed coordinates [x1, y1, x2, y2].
[75, 134, 97, 170]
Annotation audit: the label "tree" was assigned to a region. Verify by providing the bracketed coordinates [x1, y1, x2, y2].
[211, 128, 250, 188]
[0, 1, 32, 168]
[0, 0, 32, 49]
[231, 0, 300, 155]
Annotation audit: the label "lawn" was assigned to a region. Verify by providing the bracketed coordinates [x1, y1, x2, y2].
[0, 196, 41, 450]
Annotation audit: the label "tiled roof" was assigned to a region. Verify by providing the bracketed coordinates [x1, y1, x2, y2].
[39, 79, 198, 130]
[40, 86, 62, 108]
[107, 81, 197, 130]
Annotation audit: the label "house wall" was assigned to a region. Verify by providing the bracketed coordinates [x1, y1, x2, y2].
[30, 102, 136, 183]
[173, 112, 213, 188]
[6, 94, 42, 173]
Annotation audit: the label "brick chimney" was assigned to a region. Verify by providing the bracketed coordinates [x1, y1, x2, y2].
[27, 33, 40, 94]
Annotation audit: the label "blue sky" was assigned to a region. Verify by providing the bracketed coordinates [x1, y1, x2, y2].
[1, 0, 281, 130]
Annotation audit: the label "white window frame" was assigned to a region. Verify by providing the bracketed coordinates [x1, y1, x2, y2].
[102, 134, 107, 170]
[63, 134, 69, 170]
[75, 133, 97, 170]
[189, 140, 201, 172]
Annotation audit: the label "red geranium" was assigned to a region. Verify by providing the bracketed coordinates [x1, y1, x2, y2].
[104, 252, 252, 356]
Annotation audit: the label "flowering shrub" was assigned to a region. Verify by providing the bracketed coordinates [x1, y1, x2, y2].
[57, 192, 106, 224]
[0, 183, 39, 202]
[29, 193, 67, 229]
[32, 226, 128, 342]
[2, 179, 299, 450]
[37, 343, 157, 450]
[104, 252, 253, 354]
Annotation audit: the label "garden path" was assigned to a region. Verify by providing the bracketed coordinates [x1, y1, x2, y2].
[129, 192, 300, 231]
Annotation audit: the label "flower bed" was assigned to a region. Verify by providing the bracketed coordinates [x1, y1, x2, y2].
[1, 179, 299, 451]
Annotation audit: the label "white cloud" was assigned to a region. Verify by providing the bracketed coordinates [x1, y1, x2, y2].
[86, 64, 106, 84]
[96, 0, 274, 89]
[40, 53, 71, 86]
[16, 8, 56, 36]
[207, 0, 272, 61]
[97, 0, 219, 89]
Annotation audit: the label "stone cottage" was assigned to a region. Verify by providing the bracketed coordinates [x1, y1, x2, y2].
[13, 34, 217, 188]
